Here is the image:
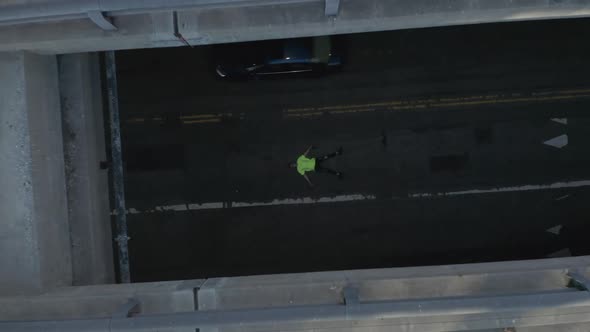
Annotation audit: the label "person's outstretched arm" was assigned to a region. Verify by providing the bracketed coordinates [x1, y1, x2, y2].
[303, 145, 313, 157]
[303, 173, 314, 187]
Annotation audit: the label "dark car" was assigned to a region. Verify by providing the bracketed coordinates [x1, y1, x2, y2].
[214, 36, 342, 79]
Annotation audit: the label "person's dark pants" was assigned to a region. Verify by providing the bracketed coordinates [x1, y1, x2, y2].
[315, 150, 341, 176]
[318, 151, 339, 161]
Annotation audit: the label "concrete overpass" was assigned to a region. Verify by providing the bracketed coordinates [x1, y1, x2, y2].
[1, 0, 590, 54]
[2, 1, 590, 331]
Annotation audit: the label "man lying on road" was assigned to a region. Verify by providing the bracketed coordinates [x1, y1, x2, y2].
[289, 145, 343, 187]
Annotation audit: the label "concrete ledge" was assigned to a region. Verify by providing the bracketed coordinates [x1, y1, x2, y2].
[58, 53, 114, 286]
[0, 12, 178, 55]
[198, 256, 590, 310]
[5, 291, 590, 332]
[2, 0, 590, 53]
[179, 0, 590, 44]
[0, 279, 203, 321]
[1, 259, 590, 330]
[0, 51, 71, 295]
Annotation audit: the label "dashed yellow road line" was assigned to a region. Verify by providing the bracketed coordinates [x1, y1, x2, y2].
[125, 114, 225, 125]
[285, 111, 325, 118]
[124, 87, 590, 124]
[182, 118, 222, 124]
[179, 114, 222, 120]
[126, 118, 145, 123]
[285, 88, 590, 119]
[180, 113, 224, 124]
[331, 108, 375, 115]
[430, 93, 590, 108]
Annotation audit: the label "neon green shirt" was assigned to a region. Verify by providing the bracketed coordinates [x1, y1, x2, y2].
[297, 155, 316, 175]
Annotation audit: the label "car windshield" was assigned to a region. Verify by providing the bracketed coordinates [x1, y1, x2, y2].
[283, 39, 312, 61]
[215, 40, 283, 66]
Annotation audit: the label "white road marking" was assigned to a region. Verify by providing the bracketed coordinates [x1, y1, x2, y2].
[555, 194, 570, 201]
[188, 202, 224, 210]
[119, 194, 376, 215]
[119, 180, 590, 215]
[543, 134, 568, 149]
[409, 180, 590, 198]
[546, 225, 563, 235]
[231, 194, 375, 208]
[159, 204, 188, 212]
[551, 118, 568, 125]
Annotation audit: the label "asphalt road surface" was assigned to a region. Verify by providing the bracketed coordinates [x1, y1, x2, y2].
[115, 18, 590, 282]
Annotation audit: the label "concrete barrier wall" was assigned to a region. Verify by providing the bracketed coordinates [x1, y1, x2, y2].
[0, 52, 71, 295]
[1, 258, 590, 331]
[0, 280, 202, 321]
[198, 256, 590, 311]
[58, 53, 115, 286]
[1, 0, 590, 54]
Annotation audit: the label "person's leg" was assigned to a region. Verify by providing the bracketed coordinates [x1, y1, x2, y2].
[318, 147, 343, 161]
[315, 162, 342, 178]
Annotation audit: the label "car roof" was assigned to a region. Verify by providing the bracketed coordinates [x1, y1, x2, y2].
[216, 36, 332, 65]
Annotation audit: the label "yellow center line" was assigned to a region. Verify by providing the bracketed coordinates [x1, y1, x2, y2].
[430, 93, 590, 108]
[126, 87, 590, 124]
[285, 89, 590, 119]
[182, 118, 222, 124]
[126, 118, 145, 123]
[285, 112, 325, 118]
[180, 114, 221, 120]
[331, 108, 375, 114]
